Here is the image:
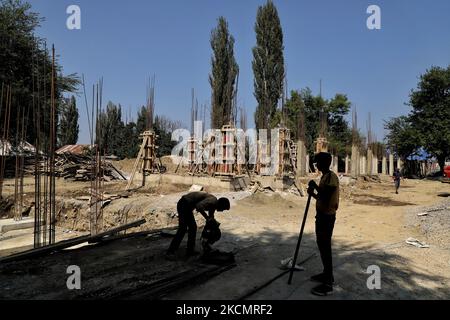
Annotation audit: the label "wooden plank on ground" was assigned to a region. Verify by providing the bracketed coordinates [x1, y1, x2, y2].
[0, 219, 146, 264]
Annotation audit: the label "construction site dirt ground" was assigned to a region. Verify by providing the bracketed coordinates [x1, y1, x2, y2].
[1, 174, 450, 299]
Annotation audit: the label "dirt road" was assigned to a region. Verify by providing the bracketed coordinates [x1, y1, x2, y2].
[0, 176, 449, 299]
[167, 177, 450, 299]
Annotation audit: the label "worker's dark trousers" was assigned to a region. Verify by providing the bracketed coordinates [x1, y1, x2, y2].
[168, 199, 197, 254]
[395, 180, 400, 193]
[315, 211, 336, 284]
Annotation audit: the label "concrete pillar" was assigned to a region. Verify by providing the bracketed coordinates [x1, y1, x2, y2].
[367, 149, 373, 175]
[351, 145, 359, 177]
[382, 155, 387, 175]
[345, 155, 349, 174]
[296, 140, 306, 177]
[359, 156, 363, 175]
[373, 156, 378, 174]
[389, 154, 394, 176]
[305, 154, 310, 174]
[361, 156, 367, 175]
[333, 155, 338, 173]
[397, 158, 403, 170]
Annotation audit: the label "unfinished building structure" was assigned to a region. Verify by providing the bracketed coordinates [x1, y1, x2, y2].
[127, 77, 165, 188]
[256, 127, 296, 176]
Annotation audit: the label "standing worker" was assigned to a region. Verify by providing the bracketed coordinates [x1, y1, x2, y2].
[307, 152, 339, 296]
[393, 168, 402, 194]
[166, 192, 230, 258]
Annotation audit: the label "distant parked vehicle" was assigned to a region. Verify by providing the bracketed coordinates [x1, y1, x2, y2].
[443, 166, 450, 183]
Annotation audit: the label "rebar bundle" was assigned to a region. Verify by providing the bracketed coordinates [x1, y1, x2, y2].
[89, 79, 105, 235]
[33, 43, 58, 247]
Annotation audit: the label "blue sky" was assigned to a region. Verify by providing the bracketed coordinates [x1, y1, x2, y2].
[28, 0, 450, 144]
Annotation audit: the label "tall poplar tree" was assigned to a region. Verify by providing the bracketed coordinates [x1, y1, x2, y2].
[209, 17, 239, 129]
[252, 0, 285, 130]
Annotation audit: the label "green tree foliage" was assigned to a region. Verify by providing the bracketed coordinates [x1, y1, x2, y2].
[384, 116, 420, 160]
[300, 88, 325, 155]
[281, 88, 352, 158]
[57, 95, 79, 147]
[96, 102, 124, 157]
[121, 121, 139, 159]
[154, 115, 177, 157]
[136, 106, 147, 136]
[0, 0, 79, 144]
[327, 94, 352, 158]
[409, 66, 450, 173]
[135, 107, 182, 157]
[209, 17, 239, 129]
[282, 90, 305, 140]
[252, 0, 285, 130]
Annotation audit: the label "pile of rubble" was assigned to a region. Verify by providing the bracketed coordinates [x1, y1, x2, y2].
[10, 153, 127, 181]
[52, 153, 127, 181]
[247, 180, 305, 197]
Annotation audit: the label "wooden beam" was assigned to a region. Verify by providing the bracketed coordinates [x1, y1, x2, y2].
[0, 219, 146, 264]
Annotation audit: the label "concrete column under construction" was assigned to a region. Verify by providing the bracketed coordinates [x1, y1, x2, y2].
[361, 156, 367, 175]
[296, 140, 306, 177]
[367, 149, 373, 175]
[389, 154, 394, 176]
[382, 155, 387, 175]
[373, 156, 378, 174]
[351, 146, 360, 177]
[345, 155, 349, 174]
[305, 154, 310, 174]
[397, 158, 403, 170]
[333, 155, 338, 173]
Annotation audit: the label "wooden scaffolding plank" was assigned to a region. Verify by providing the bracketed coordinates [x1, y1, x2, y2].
[0, 219, 146, 264]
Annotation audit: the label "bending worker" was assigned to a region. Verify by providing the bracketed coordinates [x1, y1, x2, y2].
[166, 191, 230, 258]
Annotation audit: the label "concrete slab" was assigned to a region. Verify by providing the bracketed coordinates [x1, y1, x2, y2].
[0, 218, 35, 233]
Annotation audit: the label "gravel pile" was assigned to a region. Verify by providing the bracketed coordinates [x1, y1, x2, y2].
[405, 199, 450, 249]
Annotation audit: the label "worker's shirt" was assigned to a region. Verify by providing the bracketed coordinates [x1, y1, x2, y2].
[181, 192, 218, 214]
[316, 171, 340, 215]
[393, 171, 401, 181]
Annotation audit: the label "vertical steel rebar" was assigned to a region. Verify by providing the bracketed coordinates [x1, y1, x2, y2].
[49, 45, 56, 244]
[0, 83, 5, 199]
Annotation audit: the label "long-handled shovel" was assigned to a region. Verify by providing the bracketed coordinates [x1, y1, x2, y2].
[288, 193, 312, 285]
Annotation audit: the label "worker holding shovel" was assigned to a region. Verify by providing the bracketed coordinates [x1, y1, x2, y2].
[307, 152, 339, 296]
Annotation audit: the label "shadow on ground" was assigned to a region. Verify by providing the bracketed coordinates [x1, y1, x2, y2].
[352, 194, 415, 206]
[167, 228, 449, 300]
[0, 225, 448, 300]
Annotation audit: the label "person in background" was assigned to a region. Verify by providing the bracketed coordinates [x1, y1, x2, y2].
[393, 168, 402, 194]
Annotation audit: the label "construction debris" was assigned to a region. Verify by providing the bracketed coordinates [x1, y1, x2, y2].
[53, 153, 127, 181]
[189, 184, 204, 192]
[405, 237, 430, 248]
[417, 212, 429, 217]
[1, 153, 126, 182]
[0, 196, 14, 217]
[279, 257, 305, 271]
